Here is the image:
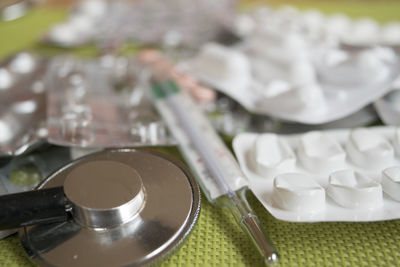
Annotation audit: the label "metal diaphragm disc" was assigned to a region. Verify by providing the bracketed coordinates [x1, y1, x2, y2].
[19, 148, 200, 267]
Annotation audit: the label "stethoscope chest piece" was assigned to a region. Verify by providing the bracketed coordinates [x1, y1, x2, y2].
[19, 148, 200, 267]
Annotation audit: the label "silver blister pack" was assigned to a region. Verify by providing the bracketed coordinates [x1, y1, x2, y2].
[45, 55, 175, 148]
[0, 52, 48, 157]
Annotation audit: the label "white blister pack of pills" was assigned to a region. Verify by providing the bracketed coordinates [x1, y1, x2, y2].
[233, 126, 400, 222]
[234, 6, 400, 48]
[181, 42, 400, 124]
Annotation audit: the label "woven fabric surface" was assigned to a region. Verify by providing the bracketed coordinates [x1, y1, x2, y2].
[1, 190, 400, 266]
[1, 1, 400, 266]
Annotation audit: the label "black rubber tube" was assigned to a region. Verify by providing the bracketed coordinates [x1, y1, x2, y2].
[0, 187, 67, 230]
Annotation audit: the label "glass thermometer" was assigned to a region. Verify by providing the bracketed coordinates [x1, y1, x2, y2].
[141, 51, 279, 265]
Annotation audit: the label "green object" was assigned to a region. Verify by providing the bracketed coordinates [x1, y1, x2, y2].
[151, 80, 180, 99]
[0, 2, 400, 267]
[244, 1, 400, 23]
[9, 164, 41, 186]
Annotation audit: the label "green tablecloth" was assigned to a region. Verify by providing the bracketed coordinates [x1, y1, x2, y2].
[1, 2, 400, 266]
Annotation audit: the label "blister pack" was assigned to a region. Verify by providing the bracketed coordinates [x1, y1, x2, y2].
[181, 42, 399, 124]
[233, 126, 400, 222]
[234, 6, 400, 48]
[0, 52, 48, 156]
[0, 146, 71, 194]
[46, 55, 175, 147]
[45, 0, 235, 48]
[0, 145, 71, 238]
[374, 89, 400, 126]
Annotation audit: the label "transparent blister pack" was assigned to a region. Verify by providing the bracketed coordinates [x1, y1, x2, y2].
[44, 0, 236, 49]
[233, 126, 400, 222]
[46, 55, 175, 147]
[180, 41, 400, 124]
[0, 52, 48, 157]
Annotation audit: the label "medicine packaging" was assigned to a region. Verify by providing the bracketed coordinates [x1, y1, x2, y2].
[233, 126, 400, 222]
[0, 52, 48, 156]
[46, 56, 175, 147]
[374, 89, 400, 126]
[182, 43, 399, 124]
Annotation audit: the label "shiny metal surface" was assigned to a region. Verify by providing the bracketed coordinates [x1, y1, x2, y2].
[64, 160, 146, 228]
[20, 149, 200, 266]
[0, 52, 48, 157]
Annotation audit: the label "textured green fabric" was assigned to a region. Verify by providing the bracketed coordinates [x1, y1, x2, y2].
[1, 191, 400, 267]
[1, 2, 400, 266]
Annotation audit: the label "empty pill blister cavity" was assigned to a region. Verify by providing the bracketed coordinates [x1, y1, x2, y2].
[233, 126, 400, 222]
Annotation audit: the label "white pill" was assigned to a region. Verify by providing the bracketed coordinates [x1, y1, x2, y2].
[234, 14, 255, 36]
[263, 80, 291, 98]
[348, 18, 380, 44]
[283, 33, 308, 52]
[322, 49, 349, 67]
[302, 9, 325, 30]
[328, 169, 382, 209]
[297, 132, 346, 173]
[195, 43, 251, 84]
[371, 47, 397, 64]
[357, 51, 385, 70]
[296, 83, 324, 107]
[346, 128, 395, 169]
[76, 0, 107, 18]
[253, 134, 296, 176]
[324, 13, 351, 37]
[68, 14, 95, 33]
[356, 51, 388, 83]
[381, 23, 400, 45]
[273, 173, 325, 212]
[290, 60, 317, 86]
[49, 24, 79, 45]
